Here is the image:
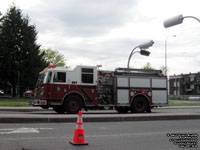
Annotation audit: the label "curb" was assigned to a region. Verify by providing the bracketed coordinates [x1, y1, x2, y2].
[1, 106, 200, 112]
[0, 113, 200, 123]
[0, 107, 200, 123]
[0, 107, 51, 112]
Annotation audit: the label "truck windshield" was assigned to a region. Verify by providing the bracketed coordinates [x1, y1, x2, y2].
[36, 71, 52, 85]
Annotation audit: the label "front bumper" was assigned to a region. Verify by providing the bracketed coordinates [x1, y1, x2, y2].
[33, 100, 47, 106]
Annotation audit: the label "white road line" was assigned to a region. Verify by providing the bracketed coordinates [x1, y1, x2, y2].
[0, 129, 199, 140]
[0, 128, 53, 134]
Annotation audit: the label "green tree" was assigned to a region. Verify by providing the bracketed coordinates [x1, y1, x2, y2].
[42, 48, 67, 67]
[0, 5, 47, 97]
[159, 66, 169, 75]
[143, 62, 155, 70]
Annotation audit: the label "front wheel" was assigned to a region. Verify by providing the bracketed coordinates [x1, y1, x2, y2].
[64, 95, 83, 114]
[41, 106, 49, 109]
[131, 96, 148, 113]
[53, 106, 65, 114]
[115, 106, 130, 113]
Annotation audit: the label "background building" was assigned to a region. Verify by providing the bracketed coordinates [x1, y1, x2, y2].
[169, 72, 200, 99]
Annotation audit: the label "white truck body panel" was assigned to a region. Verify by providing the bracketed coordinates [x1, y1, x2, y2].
[152, 79, 166, 88]
[152, 90, 167, 103]
[151, 78, 167, 104]
[116, 75, 168, 106]
[130, 78, 150, 88]
[117, 77, 129, 87]
[66, 65, 98, 85]
[117, 89, 129, 104]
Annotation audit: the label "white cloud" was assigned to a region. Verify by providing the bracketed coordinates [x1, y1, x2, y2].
[1, 0, 200, 75]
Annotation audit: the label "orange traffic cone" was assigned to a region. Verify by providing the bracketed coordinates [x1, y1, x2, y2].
[70, 110, 88, 146]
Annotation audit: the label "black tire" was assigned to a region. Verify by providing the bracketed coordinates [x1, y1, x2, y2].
[115, 106, 130, 113]
[131, 96, 148, 113]
[41, 106, 49, 109]
[146, 106, 152, 113]
[64, 95, 83, 114]
[53, 106, 65, 114]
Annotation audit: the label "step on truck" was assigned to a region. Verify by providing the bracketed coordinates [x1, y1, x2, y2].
[33, 65, 168, 114]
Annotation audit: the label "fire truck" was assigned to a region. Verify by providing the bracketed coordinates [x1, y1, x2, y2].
[33, 65, 168, 114]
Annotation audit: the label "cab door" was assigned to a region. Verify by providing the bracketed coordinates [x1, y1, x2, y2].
[50, 71, 66, 104]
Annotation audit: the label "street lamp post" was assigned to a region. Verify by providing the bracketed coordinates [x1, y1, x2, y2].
[165, 35, 176, 75]
[127, 40, 154, 69]
[164, 14, 200, 28]
[164, 14, 200, 74]
[127, 46, 139, 69]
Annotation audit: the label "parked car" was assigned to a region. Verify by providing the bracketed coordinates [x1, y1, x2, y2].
[23, 90, 34, 97]
[0, 90, 4, 95]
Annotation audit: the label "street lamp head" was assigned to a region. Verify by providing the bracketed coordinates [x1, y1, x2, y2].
[127, 40, 154, 69]
[140, 50, 150, 56]
[164, 14, 184, 28]
[96, 65, 102, 68]
[166, 35, 176, 40]
[138, 40, 154, 49]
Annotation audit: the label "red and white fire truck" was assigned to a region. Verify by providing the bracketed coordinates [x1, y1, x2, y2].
[33, 65, 168, 114]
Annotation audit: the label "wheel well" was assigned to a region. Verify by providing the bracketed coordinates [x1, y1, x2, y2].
[63, 93, 86, 107]
[132, 94, 150, 107]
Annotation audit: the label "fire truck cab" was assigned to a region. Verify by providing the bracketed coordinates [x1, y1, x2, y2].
[33, 65, 168, 114]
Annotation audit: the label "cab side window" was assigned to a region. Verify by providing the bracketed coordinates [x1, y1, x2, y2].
[53, 72, 66, 82]
[81, 68, 93, 84]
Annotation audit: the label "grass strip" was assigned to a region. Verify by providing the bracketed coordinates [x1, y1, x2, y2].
[169, 98, 188, 101]
[0, 102, 29, 107]
[170, 103, 200, 107]
[0, 96, 33, 100]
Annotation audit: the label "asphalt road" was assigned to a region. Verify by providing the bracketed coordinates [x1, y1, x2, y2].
[0, 120, 199, 150]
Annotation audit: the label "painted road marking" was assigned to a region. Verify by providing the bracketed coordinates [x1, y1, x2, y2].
[0, 128, 53, 134]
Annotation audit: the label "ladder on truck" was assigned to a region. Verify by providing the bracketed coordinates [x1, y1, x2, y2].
[114, 67, 163, 77]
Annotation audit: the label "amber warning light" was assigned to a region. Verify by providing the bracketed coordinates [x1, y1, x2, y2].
[42, 65, 56, 72]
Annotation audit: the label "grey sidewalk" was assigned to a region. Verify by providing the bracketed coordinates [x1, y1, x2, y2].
[0, 106, 48, 112]
[169, 100, 200, 104]
[1, 106, 200, 111]
[0, 106, 200, 123]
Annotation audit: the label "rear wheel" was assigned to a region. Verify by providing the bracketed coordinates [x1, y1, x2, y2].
[53, 106, 65, 114]
[64, 95, 83, 114]
[131, 96, 147, 113]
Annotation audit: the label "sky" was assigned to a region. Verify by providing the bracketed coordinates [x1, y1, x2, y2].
[0, 0, 200, 75]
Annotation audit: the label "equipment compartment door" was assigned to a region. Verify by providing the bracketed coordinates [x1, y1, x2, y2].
[152, 78, 167, 104]
[152, 90, 167, 103]
[117, 89, 129, 104]
[116, 76, 129, 104]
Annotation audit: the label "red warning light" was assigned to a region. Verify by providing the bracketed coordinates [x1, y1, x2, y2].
[105, 74, 110, 77]
[41, 101, 46, 105]
[142, 90, 145, 94]
[48, 65, 56, 69]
